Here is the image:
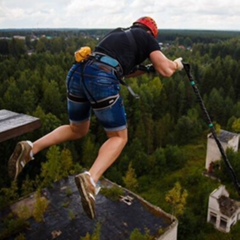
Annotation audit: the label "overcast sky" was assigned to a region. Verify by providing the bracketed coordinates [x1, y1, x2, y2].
[0, 0, 240, 31]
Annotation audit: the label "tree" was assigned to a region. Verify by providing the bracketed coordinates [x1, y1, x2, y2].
[0, 39, 10, 55]
[36, 38, 47, 53]
[164, 145, 187, 171]
[33, 190, 49, 223]
[8, 38, 26, 57]
[151, 147, 167, 176]
[0, 181, 19, 210]
[154, 113, 174, 147]
[232, 102, 240, 118]
[81, 135, 98, 168]
[32, 106, 61, 136]
[206, 88, 225, 124]
[176, 80, 188, 119]
[50, 37, 66, 54]
[41, 80, 64, 116]
[165, 182, 188, 218]
[123, 162, 138, 192]
[215, 148, 240, 189]
[22, 89, 38, 114]
[41, 146, 74, 186]
[174, 108, 202, 145]
[3, 78, 23, 112]
[174, 116, 194, 145]
[231, 118, 240, 133]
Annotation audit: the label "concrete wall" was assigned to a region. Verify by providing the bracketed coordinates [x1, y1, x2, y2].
[158, 219, 178, 240]
[205, 131, 239, 170]
[207, 185, 240, 233]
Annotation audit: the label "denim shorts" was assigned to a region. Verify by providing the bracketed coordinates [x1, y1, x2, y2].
[66, 61, 127, 132]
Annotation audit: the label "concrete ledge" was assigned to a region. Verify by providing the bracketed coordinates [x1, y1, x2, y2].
[0, 109, 41, 142]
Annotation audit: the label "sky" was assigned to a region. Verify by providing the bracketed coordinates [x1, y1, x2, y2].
[0, 0, 240, 31]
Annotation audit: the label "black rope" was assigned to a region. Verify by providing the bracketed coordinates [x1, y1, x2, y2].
[183, 63, 240, 196]
[81, 62, 98, 104]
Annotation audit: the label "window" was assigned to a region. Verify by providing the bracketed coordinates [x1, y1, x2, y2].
[210, 212, 217, 224]
[220, 217, 227, 229]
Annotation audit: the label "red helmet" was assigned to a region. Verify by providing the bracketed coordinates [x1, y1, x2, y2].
[133, 16, 158, 39]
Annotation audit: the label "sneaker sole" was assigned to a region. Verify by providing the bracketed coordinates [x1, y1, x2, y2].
[8, 143, 25, 181]
[75, 175, 95, 219]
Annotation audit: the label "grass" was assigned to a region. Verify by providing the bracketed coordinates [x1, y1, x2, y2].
[136, 138, 240, 239]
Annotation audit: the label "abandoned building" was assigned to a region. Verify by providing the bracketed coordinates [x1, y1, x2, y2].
[207, 185, 240, 233]
[205, 129, 240, 233]
[205, 130, 239, 172]
[7, 177, 178, 240]
[0, 109, 178, 240]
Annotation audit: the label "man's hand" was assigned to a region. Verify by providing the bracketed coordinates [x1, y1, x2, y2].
[174, 57, 183, 71]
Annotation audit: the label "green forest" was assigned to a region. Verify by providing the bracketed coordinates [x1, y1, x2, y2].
[1, 29, 240, 239]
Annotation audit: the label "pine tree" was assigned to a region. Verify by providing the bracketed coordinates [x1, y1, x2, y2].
[123, 162, 138, 192]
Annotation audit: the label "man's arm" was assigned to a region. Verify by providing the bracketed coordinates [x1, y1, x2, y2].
[125, 64, 155, 78]
[150, 50, 183, 77]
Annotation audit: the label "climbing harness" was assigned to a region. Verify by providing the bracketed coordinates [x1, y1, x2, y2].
[67, 60, 121, 110]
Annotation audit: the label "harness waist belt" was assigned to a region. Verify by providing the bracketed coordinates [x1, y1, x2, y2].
[88, 53, 139, 99]
[94, 54, 119, 67]
[91, 52, 123, 76]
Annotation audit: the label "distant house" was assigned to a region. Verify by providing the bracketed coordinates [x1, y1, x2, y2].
[205, 130, 239, 172]
[207, 185, 240, 232]
[13, 35, 26, 40]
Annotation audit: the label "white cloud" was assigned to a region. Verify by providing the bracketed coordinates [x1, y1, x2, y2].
[0, 0, 240, 30]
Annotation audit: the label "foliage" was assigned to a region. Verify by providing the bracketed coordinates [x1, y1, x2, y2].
[32, 106, 62, 137]
[0, 181, 19, 210]
[81, 135, 99, 169]
[231, 118, 240, 133]
[21, 176, 38, 196]
[16, 205, 32, 221]
[129, 228, 154, 240]
[165, 182, 188, 217]
[214, 148, 240, 193]
[100, 185, 125, 201]
[164, 145, 187, 172]
[0, 215, 29, 240]
[1, 30, 240, 239]
[123, 162, 139, 191]
[32, 190, 49, 223]
[40, 146, 74, 187]
[80, 223, 102, 240]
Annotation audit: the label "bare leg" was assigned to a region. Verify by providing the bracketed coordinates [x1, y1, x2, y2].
[89, 129, 128, 183]
[32, 121, 90, 155]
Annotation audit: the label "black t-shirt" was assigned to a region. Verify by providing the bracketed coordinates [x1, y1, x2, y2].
[95, 27, 161, 75]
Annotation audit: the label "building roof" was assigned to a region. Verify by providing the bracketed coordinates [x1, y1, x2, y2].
[208, 130, 239, 144]
[7, 176, 176, 240]
[218, 195, 239, 217]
